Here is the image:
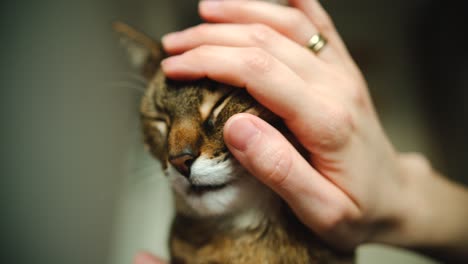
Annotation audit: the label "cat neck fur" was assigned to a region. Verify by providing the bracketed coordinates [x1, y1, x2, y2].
[170, 189, 352, 264]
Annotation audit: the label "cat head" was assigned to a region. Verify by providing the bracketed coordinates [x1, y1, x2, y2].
[115, 22, 279, 218]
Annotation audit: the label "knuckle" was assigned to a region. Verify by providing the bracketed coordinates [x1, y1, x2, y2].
[315, 13, 336, 35]
[331, 106, 354, 143]
[249, 23, 276, 47]
[256, 145, 293, 189]
[193, 44, 215, 54]
[189, 23, 212, 39]
[402, 152, 432, 175]
[348, 82, 367, 107]
[407, 153, 430, 166]
[332, 73, 369, 109]
[318, 203, 348, 233]
[316, 104, 354, 150]
[285, 8, 310, 30]
[192, 23, 209, 33]
[186, 44, 217, 61]
[243, 47, 274, 74]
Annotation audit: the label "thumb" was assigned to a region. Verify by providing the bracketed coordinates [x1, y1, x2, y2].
[223, 113, 356, 233]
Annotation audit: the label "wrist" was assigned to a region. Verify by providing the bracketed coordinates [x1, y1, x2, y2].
[375, 153, 468, 262]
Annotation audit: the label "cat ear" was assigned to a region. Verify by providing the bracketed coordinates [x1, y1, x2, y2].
[113, 21, 164, 79]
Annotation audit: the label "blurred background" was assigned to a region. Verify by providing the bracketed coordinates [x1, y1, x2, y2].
[1, 0, 467, 264]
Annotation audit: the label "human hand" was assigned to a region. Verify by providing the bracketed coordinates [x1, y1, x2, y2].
[160, 0, 468, 255]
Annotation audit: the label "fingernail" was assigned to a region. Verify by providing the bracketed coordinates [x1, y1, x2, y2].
[225, 115, 261, 152]
[161, 32, 180, 46]
[199, 0, 221, 12]
[161, 32, 179, 43]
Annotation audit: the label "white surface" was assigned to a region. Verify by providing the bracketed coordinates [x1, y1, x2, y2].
[109, 146, 173, 264]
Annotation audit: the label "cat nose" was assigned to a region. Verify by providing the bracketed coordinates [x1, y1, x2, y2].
[169, 151, 196, 178]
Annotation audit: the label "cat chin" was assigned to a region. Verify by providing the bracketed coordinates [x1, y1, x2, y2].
[189, 155, 241, 186]
[174, 179, 274, 219]
[166, 157, 273, 218]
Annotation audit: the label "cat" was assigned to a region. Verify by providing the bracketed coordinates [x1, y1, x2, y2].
[114, 19, 354, 264]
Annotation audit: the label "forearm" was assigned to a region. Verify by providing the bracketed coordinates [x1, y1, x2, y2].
[382, 154, 468, 262]
[412, 168, 468, 262]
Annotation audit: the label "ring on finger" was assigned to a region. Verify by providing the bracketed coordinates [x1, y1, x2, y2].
[306, 33, 327, 54]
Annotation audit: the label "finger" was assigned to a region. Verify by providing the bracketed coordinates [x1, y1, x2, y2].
[163, 45, 356, 152]
[134, 252, 166, 264]
[198, 0, 342, 63]
[162, 23, 321, 82]
[161, 45, 328, 123]
[288, 0, 358, 68]
[223, 113, 360, 235]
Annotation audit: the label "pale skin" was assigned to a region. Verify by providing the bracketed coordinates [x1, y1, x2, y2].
[133, 0, 468, 263]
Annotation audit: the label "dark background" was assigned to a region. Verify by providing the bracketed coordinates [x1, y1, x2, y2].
[1, 0, 467, 263]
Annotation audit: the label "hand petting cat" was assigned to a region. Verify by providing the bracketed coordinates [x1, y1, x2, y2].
[141, 0, 468, 262]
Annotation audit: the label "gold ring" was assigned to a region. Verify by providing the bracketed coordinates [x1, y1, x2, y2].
[307, 33, 327, 54]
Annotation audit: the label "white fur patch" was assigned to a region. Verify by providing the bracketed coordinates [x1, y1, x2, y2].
[231, 188, 280, 230]
[212, 96, 232, 122]
[151, 121, 167, 137]
[190, 156, 237, 186]
[199, 91, 223, 121]
[166, 155, 278, 220]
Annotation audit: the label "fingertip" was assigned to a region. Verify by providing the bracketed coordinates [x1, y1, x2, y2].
[160, 56, 179, 72]
[224, 113, 262, 152]
[160, 56, 199, 80]
[161, 32, 180, 53]
[199, 0, 222, 18]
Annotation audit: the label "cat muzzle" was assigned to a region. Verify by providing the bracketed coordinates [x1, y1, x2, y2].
[169, 152, 196, 178]
[188, 182, 229, 195]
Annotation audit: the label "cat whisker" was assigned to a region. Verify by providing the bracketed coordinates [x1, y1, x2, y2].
[117, 72, 148, 85]
[105, 81, 146, 93]
[129, 164, 164, 184]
